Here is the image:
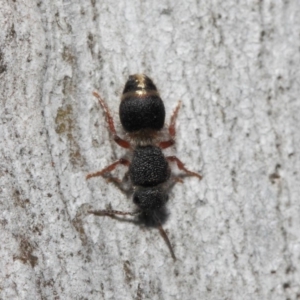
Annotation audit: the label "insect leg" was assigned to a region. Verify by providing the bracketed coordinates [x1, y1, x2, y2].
[166, 156, 202, 180]
[86, 158, 130, 180]
[93, 91, 131, 149]
[159, 101, 181, 149]
[88, 209, 140, 216]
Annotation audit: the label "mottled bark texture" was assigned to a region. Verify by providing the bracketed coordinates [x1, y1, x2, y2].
[1, 1, 300, 299]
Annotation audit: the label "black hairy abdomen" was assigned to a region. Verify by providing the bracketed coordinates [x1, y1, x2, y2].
[119, 95, 165, 132]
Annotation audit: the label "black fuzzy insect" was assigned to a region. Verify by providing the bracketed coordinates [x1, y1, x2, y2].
[87, 74, 202, 260]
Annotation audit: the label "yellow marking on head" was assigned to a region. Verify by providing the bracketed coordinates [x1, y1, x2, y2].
[121, 90, 159, 101]
[134, 74, 146, 89]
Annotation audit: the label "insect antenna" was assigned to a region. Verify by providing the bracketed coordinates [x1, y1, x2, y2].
[153, 212, 176, 261]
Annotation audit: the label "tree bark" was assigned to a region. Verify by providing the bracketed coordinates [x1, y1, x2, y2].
[1, 0, 300, 299]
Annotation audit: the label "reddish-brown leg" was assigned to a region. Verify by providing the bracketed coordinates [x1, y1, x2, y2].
[106, 177, 122, 184]
[168, 100, 181, 137]
[159, 101, 181, 149]
[167, 156, 202, 180]
[93, 91, 131, 149]
[86, 158, 130, 180]
[89, 209, 140, 217]
[105, 171, 133, 195]
[173, 176, 184, 184]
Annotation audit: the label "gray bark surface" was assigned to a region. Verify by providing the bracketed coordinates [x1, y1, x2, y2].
[1, 1, 300, 299]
